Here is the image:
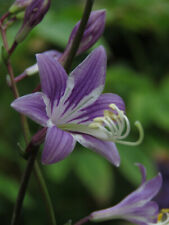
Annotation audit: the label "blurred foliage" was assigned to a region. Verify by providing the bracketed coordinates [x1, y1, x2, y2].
[0, 0, 169, 225]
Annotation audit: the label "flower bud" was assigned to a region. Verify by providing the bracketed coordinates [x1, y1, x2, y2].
[9, 0, 33, 13]
[15, 0, 50, 43]
[64, 10, 106, 56]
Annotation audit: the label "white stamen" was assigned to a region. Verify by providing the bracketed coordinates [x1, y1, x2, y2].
[89, 104, 144, 146]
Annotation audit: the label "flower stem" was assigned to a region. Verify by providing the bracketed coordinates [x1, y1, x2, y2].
[34, 161, 56, 225]
[62, 0, 94, 72]
[11, 146, 39, 225]
[74, 216, 90, 225]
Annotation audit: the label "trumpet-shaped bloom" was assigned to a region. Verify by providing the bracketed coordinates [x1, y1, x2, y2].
[11, 46, 141, 165]
[90, 164, 162, 225]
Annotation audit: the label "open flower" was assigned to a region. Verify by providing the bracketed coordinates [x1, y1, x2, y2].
[11, 46, 142, 165]
[90, 164, 162, 225]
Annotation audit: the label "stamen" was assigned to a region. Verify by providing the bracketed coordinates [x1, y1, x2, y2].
[157, 209, 169, 224]
[89, 104, 144, 146]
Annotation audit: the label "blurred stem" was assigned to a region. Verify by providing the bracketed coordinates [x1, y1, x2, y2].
[74, 216, 90, 225]
[34, 161, 56, 225]
[62, 0, 94, 72]
[11, 146, 39, 225]
[0, 18, 56, 225]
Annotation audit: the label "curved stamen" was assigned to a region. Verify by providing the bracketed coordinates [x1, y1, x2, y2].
[89, 104, 144, 146]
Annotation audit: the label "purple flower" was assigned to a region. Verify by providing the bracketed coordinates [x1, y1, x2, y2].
[90, 164, 162, 225]
[15, 0, 50, 43]
[11, 46, 142, 165]
[9, 0, 33, 13]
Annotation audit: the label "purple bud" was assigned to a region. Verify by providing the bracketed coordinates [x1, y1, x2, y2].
[15, 0, 50, 43]
[64, 10, 106, 56]
[9, 0, 33, 13]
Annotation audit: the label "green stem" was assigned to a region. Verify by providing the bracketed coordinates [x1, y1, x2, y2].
[34, 161, 56, 225]
[11, 146, 38, 225]
[62, 0, 94, 72]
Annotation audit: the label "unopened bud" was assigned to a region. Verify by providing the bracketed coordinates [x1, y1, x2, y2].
[64, 10, 106, 56]
[15, 0, 50, 43]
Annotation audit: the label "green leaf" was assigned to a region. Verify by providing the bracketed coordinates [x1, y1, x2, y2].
[74, 149, 114, 203]
[45, 158, 70, 183]
[117, 144, 157, 186]
[0, 174, 34, 207]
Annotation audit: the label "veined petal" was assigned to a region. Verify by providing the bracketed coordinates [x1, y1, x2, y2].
[67, 93, 125, 124]
[73, 134, 120, 166]
[60, 46, 106, 122]
[90, 166, 162, 225]
[11, 92, 48, 126]
[36, 53, 68, 105]
[42, 126, 76, 164]
[118, 173, 162, 208]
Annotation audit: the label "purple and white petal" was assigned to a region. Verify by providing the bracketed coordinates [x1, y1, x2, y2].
[11, 92, 48, 126]
[67, 93, 125, 124]
[42, 126, 76, 164]
[73, 133, 120, 167]
[64, 10, 106, 56]
[36, 53, 68, 105]
[43, 49, 62, 59]
[59, 46, 107, 122]
[90, 168, 162, 225]
[118, 173, 162, 208]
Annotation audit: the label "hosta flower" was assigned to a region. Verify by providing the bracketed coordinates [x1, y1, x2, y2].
[90, 164, 162, 225]
[15, 0, 50, 43]
[11, 46, 142, 165]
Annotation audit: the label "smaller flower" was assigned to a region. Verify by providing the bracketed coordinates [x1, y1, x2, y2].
[15, 0, 50, 43]
[9, 0, 33, 13]
[90, 164, 162, 225]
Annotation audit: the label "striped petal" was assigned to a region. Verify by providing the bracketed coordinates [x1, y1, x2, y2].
[73, 133, 120, 166]
[67, 93, 125, 124]
[36, 53, 68, 106]
[42, 126, 76, 164]
[11, 92, 48, 126]
[61, 46, 106, 118]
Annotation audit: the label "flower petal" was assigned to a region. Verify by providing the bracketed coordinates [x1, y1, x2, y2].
[36, 53, 68, 105]
[62, 46, 107, 117]
[67, 93, 125, 124]
[118, 173, 162, 208]
[42, 126, 76, 164]
[135, 163, 147, 184]
[73, 133, 120, 166]
[11, 92, 48, 126]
